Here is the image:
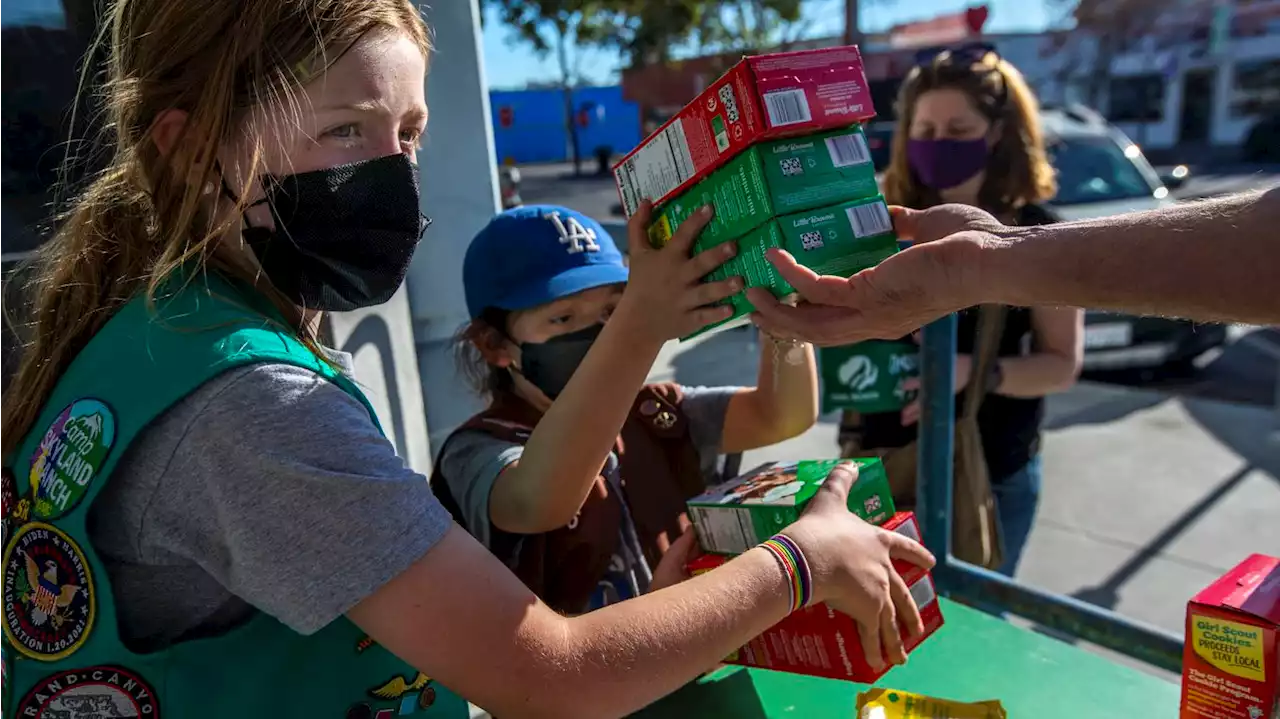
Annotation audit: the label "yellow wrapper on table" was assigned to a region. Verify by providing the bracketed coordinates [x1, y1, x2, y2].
[856, 689, 1007, 719]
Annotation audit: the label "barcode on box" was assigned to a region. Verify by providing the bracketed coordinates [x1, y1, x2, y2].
[800, 230, 824, 250]
[780, 157, 803, 176]
[825, 133, 871, 167]
[617, 122, 695, 216]
[846, 201, 892, 238]
[719, 84, 740, 123]
[909, 574, 937, 610]
[763, 89, 812, 127]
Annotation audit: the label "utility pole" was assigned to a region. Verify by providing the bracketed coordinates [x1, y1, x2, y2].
[844, 0, 862, 46]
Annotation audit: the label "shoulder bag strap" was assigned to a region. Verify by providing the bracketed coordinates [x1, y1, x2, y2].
[962, 304, 1008, 421]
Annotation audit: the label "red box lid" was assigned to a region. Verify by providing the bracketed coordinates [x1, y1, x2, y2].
[1191, 553, 1280, 626]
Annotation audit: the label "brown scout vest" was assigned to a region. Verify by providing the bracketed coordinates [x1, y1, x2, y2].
[430, 383, 706, 615]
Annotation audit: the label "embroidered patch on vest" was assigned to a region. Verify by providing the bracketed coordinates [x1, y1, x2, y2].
[28, 398, 117, 520]
[2, 468, 17, 548]
[347, 672, 436, 718]
[369, 671, 431, 701]
[0, 637, 10, 711]
[3, 522, 95, 661]
[16, 665, 158, 717]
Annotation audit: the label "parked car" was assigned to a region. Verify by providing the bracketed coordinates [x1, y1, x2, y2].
[1041, 105, 1228, 372]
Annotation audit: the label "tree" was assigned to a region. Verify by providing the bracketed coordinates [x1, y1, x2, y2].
[486, 0, 825, 171]
[689, 0, 809, 56]
[486, 0, 618, 175]
[598, 1, 705, 69]
[844, 0, 863, 46]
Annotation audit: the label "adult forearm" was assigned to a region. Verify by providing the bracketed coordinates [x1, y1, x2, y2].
[981, 188, 1280, 323]
[722, 338, 819, 454]
[549, 546, 790, 718]
[992, 353, 1080, 398]
[754, 338, 819, 439]
[512, 314, 663, 528]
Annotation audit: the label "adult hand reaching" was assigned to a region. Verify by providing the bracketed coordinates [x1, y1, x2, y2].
[747, 204, 1008, 346]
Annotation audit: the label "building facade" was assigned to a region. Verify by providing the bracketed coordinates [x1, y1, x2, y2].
[618, 1, 1280, 160]
[489, 85, 642, 166]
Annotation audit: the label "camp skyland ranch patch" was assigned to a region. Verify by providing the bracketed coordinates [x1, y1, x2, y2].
[29, 398, 117, 520]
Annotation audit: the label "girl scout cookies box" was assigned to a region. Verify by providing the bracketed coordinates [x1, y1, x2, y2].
[613, 45, 876, 216]
[688, 512, 944, 683]
[686, 458, 894, 556]
[1180, 553, 1279, 719]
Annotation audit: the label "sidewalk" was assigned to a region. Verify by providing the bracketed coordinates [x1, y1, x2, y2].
[648, 328, 1280, 647]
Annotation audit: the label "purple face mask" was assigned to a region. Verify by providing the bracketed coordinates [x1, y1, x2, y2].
[906, 138, 990, 191]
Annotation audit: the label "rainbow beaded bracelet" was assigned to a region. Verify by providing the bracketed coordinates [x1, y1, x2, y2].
[759, 533, 812, 613]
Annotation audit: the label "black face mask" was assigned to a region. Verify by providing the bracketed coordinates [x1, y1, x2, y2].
[226, 153, 430, 312]
[516, 323, 604, 399]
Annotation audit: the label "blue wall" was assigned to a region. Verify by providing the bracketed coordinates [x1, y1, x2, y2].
[489, 85, 641, 165]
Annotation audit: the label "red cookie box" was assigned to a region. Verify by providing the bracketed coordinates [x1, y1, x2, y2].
[613, 45, 875, 217]
[687, 512, 943, 683]
[1180, 553, 1279, 719]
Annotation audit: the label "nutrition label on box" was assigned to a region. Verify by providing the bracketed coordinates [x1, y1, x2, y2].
[616, 122, 695, 216]
[688, 506, 761, 555]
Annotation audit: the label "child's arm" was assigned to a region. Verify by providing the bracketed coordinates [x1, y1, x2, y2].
[489, 205, 742, 535]
[718, 335, 819, 454]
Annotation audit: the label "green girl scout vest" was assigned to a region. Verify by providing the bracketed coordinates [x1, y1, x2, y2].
[2, 273, 469, 719]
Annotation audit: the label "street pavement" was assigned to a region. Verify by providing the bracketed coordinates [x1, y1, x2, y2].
[646, 325, 1280, 680]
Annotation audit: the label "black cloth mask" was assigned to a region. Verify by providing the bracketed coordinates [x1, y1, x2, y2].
[516, 323, 604, 399]
[226, 153, 430, 312]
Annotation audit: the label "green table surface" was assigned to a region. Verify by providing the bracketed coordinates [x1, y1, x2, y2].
[635, 598, 1180, 718]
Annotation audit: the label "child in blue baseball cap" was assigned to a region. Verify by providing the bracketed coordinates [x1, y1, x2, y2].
[430, 202, 819, 615]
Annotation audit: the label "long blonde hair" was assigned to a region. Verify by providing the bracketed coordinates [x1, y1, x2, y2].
[3, 0, 430, 456]
[882, 49, 1056, 213]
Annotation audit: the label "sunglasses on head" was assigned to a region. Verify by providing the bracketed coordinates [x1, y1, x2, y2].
[913, 41, 999, 68]
[913, 41, 1008, 115]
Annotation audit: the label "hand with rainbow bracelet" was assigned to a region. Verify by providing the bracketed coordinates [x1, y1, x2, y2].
[764, 462, 935, 670]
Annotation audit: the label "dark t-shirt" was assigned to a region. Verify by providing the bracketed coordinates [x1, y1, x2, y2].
[857, 203, 1059, 483]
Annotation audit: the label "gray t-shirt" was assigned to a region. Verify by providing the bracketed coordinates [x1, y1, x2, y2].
[87, 352, 452, 651]
[437, 385, 739, 608]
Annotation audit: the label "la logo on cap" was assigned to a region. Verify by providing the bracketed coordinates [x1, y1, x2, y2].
[544, 211, 600, 254]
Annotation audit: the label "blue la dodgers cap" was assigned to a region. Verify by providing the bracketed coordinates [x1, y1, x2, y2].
[463, 204, 628, 319]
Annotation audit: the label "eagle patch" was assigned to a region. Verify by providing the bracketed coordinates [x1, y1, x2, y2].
[3, 522, 95, 660]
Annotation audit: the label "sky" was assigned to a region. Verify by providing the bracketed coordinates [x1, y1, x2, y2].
[482, 0, 1056, 90]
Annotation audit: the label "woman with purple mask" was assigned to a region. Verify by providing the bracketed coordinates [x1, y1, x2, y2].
[838, 45, 1084, 577]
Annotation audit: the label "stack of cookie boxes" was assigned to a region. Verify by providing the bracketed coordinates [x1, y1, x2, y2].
[612, 45, 899, 338]
[683, 459, 945, 683]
